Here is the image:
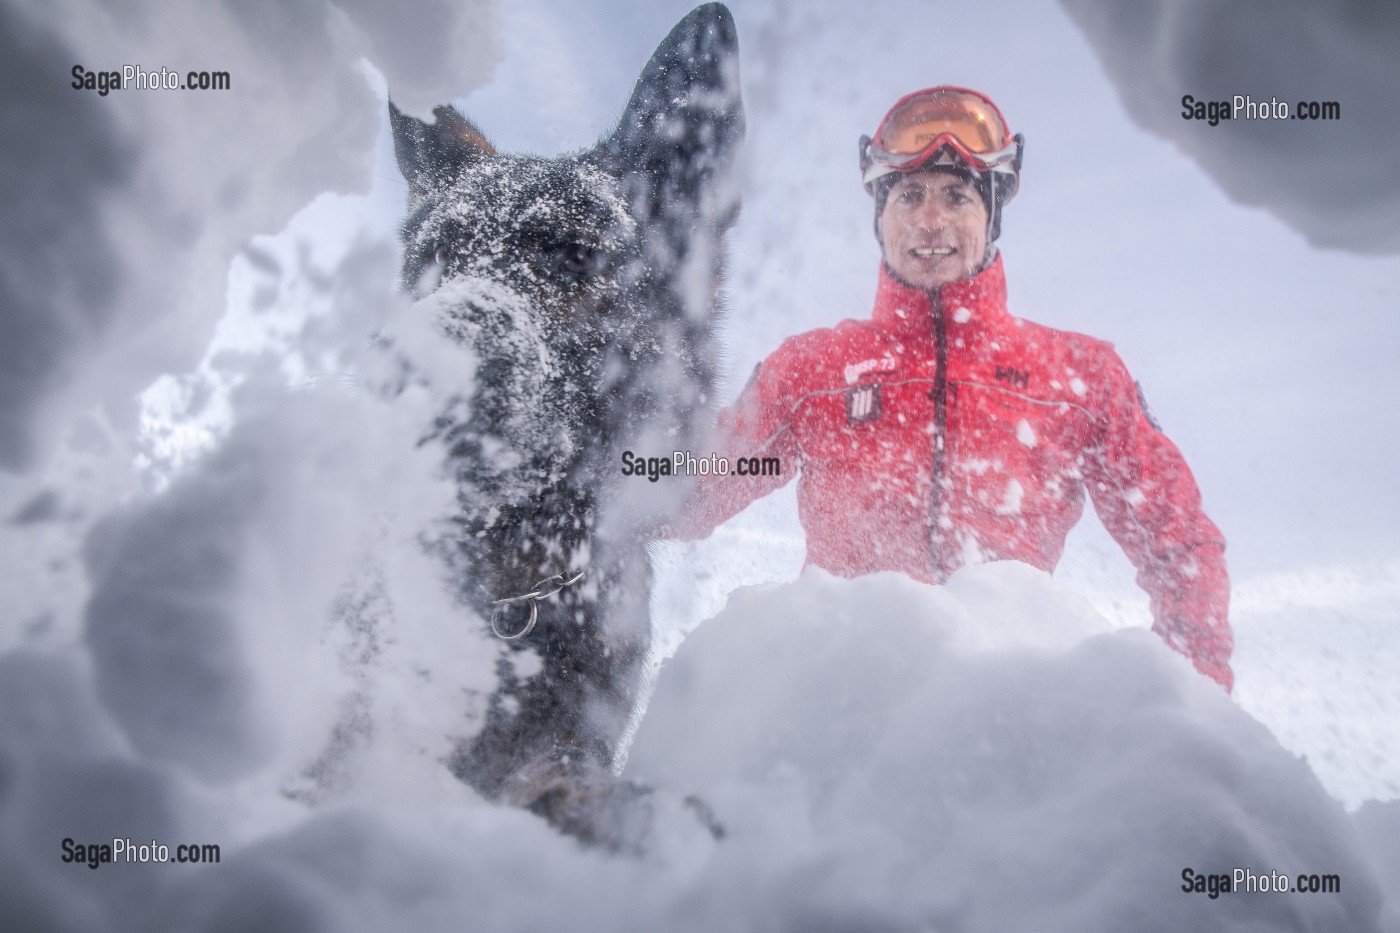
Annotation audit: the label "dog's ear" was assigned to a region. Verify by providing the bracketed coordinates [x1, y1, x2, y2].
[599, 3, 744, 233]
[389, 101, 496, 197]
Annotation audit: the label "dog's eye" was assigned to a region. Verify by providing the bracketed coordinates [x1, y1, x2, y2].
[547, 243, 607, 281]
[409, 245, 450, 296]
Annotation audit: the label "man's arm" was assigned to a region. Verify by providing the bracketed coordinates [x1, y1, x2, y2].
[664, 349, 802, 541]
[1084, 351, 1234, 691]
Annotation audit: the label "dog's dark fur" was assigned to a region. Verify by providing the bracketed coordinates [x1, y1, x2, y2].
[387, 4, 742, 846]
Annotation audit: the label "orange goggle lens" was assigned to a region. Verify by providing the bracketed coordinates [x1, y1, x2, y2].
[875, 89, 1010, 157]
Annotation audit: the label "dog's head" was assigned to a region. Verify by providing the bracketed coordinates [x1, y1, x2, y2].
[388, 4, 743, 513]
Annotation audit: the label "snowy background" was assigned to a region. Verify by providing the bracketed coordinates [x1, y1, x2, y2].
[2, 0, 1398, 930]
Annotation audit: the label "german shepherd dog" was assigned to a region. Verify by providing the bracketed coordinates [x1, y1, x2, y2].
[386, 4, 741, 847]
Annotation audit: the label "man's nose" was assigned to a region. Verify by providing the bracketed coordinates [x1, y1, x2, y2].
[911, 197, 953, 229]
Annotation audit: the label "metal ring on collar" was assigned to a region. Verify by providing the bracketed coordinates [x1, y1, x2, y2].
[488, 570, 585, 640]
[490, 598, 538, 640]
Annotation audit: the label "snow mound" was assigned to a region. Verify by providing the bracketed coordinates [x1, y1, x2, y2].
[628, 563, 1385, 931]
[3, 560, 1392, 931]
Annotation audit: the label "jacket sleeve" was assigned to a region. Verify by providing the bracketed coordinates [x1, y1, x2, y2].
[662, 344, 803, 541]
[1084, 350, 1234, 692]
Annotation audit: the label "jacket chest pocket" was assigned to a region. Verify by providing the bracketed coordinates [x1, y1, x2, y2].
[947, 385, 1088, 515]
[793, 383, 935, 475]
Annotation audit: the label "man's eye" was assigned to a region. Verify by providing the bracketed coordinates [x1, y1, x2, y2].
[547, 243, 608, 281]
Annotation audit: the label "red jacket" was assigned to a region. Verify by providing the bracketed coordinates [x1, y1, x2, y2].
[672, 255, 1233, 690]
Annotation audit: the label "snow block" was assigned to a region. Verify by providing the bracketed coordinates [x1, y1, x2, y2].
[83, 430, 270, 782]
[628, 564, 1384, 931]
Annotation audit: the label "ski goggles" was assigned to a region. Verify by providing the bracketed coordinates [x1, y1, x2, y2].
[860, 86, 1023, 188]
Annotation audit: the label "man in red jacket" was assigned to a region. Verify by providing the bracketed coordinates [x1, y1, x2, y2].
[669, 86, 1234, 690]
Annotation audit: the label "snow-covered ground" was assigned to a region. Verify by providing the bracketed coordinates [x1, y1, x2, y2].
[3, 0, 1398, 930]
[633, 565, 1397, 931]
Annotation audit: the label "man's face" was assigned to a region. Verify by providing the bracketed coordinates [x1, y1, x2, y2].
[878, 171, 989, 290]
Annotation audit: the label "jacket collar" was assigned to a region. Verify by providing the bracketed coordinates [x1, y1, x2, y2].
[871, 252, 1010, 339]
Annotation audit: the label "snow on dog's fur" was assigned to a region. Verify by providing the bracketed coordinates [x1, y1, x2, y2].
[377, 4, 742, 847]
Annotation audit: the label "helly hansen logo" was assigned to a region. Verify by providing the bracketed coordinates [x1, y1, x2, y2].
[846, 384, 881, 423]
[995, 366, 1031, 389]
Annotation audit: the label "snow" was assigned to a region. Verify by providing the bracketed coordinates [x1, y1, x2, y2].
[1015, 418, 1037, 447]
[1058, 0, 1400, 254]
[6, 566, 1393, 931]
[3, 0, 1400, 929]
[995, 477, 1025, 515]
[629, 565, 1386, 931]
